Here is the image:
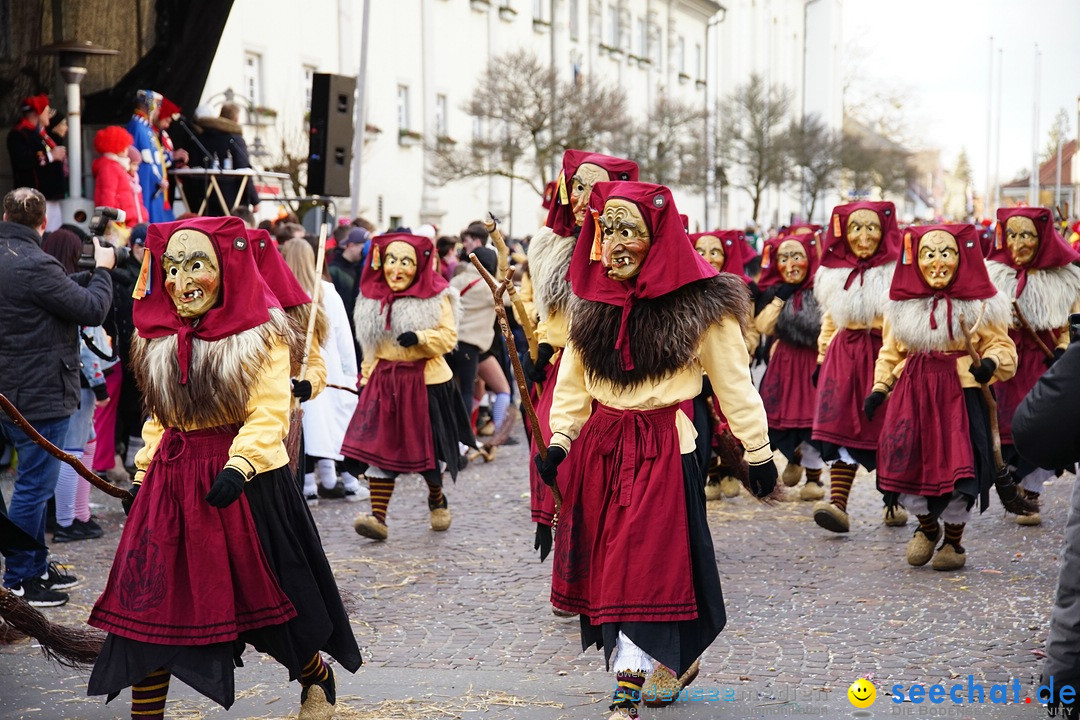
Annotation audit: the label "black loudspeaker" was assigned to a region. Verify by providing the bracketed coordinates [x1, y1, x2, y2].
[308, 73, 356, 197]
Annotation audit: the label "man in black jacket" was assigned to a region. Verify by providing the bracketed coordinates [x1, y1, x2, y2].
[179, 103, 260, 216]
[1014, 322, 1080, 719]
[0, 188, 114, 607]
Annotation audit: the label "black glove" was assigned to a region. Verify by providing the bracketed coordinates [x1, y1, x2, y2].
[397, 331, 419, 348]
[811, 364, 821, 387]
[863, 390, 886, 421]
[1046, 347, 1066, 368]
[205, 467, 246, 508]
[122, 481, 140, 516]
[524, 343, 555, 383]
[747, 460, 778, 499]
[291, 378, 312, 402]
[534, 523, 553, 562]
[92, 383, 109, 403]
[533, 446, 567, 486]
[969, 357, 997, 384]
[774, 283, 797, 301]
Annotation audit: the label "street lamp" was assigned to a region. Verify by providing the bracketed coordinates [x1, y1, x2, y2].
[33, 39, 118, 209]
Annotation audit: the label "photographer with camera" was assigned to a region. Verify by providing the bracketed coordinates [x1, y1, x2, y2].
[0, 188, 114, 607]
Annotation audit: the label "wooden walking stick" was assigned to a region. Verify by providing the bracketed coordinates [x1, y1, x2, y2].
[1012, 300, 1057, 360]
[284, 222, 329, 473]
[957, 311, 1038, 516]
[326, 383, 360, 396]
[469, 254, 563, 526]
[484, 212, 539, 361]
[0, 394, 130, 501]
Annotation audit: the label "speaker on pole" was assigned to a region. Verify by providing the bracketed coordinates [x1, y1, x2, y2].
[308, 73, 356, 197]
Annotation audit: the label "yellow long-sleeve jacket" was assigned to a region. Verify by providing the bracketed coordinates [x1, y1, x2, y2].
[548, 317, 772, 464]
[360, 294, 458, 386]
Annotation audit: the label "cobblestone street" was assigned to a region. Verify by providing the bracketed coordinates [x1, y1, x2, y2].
[0, 433, 1067, 719]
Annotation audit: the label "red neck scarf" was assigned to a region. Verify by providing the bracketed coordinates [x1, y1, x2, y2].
[570, 181, 717, 371]
[988, 207, 1080, 297]
[249, 229, 312, 309]
[359, 233, 447, 329]
[134, 216, 278, 384]
[689, 229, 752, 284]
[821, 202, 900, 289]
[545, 150, 639, 238]
[890, 224, 997, 340]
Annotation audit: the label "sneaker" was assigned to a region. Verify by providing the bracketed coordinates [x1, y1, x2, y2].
[53, 522, 93, 543]
[41, 561, 78, 590]
[80, 518, 105, 537]
[317, 482, 347, 500]
[344, 485, 370, 502]
[9, 577, 68, 607]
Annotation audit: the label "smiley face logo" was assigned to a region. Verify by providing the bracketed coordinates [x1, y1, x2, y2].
[848, 678, 876, 708]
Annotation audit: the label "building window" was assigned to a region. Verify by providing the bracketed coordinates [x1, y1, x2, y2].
[607, 4, 618, 47]
[637, 17, 646, 56]
[435, 93, 448, 137]
[303, 65, 317, 113]
[243, 51, 263, 107]
[397, 84, 410, 130]
[694, 43, 702, 79]
[569, 0, 579, 40]
[649, 26, 661, 67]
[676, 36, 686, 74]
[472, 116, 483, 141]
[533, 0, 543, 20]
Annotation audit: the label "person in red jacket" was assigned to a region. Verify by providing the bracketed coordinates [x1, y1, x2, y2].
[92, 126, 146, 227]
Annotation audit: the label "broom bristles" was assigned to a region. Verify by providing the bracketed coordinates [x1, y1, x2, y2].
[284, 407, 304, 477]
[0, 588, 104, 668]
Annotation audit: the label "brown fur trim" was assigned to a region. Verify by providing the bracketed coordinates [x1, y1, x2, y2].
[569, 274, 750, 388]
[284, 303, 328, 374]
[132, 308, 292, 429]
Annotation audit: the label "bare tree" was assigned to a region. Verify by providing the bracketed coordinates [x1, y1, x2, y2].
[719, 74, 792, 223]
[839, 121, 914, 201]
[616, 96, 707, 189]
[1043, 108, 1072, 163]
[432, 50, 628, 198]
[783, 113, 841, 219]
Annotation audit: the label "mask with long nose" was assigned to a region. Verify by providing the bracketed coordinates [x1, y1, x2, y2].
[846, 209, 883, 259]
[599, 199, 651, 282]
[917, 230, 960, 290]
[163, 229, 221, 318]
[570, 163, 610, 228]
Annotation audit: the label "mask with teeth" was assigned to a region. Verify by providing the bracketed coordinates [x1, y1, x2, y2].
[163, 229, 221, 318]
[599, 199, 651, 282]
[777, 239, 809, 284]
[570, 163, 611, 228]
[1005, 215, 1040, 266]
[916, 230, 959, 289]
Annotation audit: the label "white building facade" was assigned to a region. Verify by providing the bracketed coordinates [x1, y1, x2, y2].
[199, 0, 842, 236]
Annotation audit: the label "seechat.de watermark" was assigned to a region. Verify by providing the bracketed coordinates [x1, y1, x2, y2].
[849, 675, 1076, 709]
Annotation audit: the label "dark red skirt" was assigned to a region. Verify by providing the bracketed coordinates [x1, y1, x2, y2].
[877, 351, 972, 497]
[530, 353, 564, 525]
[996, 328, 1056, 446]
[551, 403, 697, 624]
[89, 427, 296, 645]
[812, 327, 886, 450]
[760, 340, 818, 429]
[341, 359, 435, 473]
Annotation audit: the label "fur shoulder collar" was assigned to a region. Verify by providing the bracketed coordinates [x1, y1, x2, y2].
[353, 286, 460, 357]
[132, 307, 292, 429]
[527, 226, 576, 320]
[813, 262, 894, 327]
[885, 291, 1012, 352]
[987, 259, 1080, 331]
[774, 291, 822, 349]
[569, 274, 749, 388]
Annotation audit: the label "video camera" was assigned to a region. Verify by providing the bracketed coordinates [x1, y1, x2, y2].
[76, 207, 131, 271]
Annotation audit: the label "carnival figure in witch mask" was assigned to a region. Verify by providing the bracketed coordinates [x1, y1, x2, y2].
[523, 150, 638, 568]
[88, 216, 361, 719]
[534, 181, 778, 719]
[756, 229, 825, 502]
[689, 228, 762, 501]
[810, 202, 909, 535]
[869, 224, 1016, 571]
[985, 207, 1080, 526]
[344, 233, 475, 542]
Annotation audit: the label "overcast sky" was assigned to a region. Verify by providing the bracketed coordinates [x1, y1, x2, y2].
[843, 0, 1080, 195]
